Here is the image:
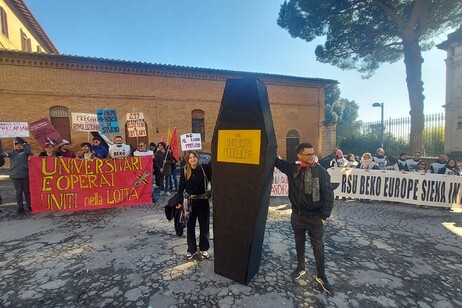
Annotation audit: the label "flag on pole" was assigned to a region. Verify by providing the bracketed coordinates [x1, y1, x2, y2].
[167, 127, 172, 146]
[169, 127, 179, 161]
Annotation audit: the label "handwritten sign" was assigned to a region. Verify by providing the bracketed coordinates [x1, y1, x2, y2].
[328, 168, 462, 208]
[271, 167, 289, 196]
[29, 118, 62, 147]
[29, 156, 153, 212]
[217, 130, 261, 165]
[180, 133, 202, 151]
[0, 122, 29, 138]
[71, 113, 100, 132]
[96, 109, 120, 135]
[126, 112, 147, 137]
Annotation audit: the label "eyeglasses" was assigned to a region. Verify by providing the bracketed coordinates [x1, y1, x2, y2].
[299, 153, 315, 157]
[138, 144, 145, 147]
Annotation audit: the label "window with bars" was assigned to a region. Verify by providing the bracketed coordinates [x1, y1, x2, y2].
[0, 6, 8, 37]
[50, 106, 71, 142]
[192, 109, 205, 142]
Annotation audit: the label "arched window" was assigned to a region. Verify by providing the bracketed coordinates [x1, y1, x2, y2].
[286, 130, 300, 162]
[0, 6, 8, 37]
[20, 28, 31, 52]
[50, 106, 71, 142]
[192, 109, 205, 142]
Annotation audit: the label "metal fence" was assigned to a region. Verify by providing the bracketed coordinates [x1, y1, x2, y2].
[360, 113, 445, 158]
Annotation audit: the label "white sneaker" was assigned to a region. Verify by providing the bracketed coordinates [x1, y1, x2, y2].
[159, 191, 165, 196]
[166, 191, 171, 196]
[200, 251, 209, 259]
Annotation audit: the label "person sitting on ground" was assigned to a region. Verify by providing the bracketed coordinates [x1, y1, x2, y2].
[397, 153, 409, 171]
[406, 152, 422, 172]
[329, 149, 348, 168]
[39, 143, 61, 157]
[438, 159, 461, 176]
[358, 153, 380, 170]
[78, 142, 96, 159]
[372, 148, 387, 170]
[91, 137, 108, 158]
[346, 153, 358, 168]
[429, 154, 448, 174]
[56, 140, 76, 158]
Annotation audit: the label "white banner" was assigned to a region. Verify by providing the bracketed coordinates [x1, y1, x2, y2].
[328, 168, 462, 208]
[271, 167, 289, 196]
[0, 122, 30, 138]
[126, 113, 146, 137]
[71, 113, 100, 132]
[180, 133, 202, 151]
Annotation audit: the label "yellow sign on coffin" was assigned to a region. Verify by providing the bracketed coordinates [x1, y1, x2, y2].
[217, 130, 261, 165]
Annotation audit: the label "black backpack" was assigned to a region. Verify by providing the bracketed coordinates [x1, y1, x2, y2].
[0, 156, 5, 167]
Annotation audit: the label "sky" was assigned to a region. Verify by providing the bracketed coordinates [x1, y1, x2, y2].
[25, 0, 453, 122]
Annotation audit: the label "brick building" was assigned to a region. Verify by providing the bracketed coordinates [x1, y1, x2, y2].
[0, 0, 336, 161]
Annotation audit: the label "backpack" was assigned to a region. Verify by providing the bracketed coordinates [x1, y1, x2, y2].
[0, 156, 5, 167]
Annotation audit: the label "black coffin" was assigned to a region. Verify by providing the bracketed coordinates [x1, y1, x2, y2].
[212, 78, 277, 284]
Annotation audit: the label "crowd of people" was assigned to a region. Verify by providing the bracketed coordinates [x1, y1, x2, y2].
[330, 148, 461, 176]
[0, 136, 184, 214]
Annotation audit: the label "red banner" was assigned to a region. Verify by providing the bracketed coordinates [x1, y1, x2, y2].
[29, 156, 153, 213]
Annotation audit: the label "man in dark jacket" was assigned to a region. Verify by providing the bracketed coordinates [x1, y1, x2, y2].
[0, 137, 34, 214]
[275, 142, 334, 295]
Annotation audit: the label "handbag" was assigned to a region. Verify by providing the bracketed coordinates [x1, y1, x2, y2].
[200, 165, 212, 199]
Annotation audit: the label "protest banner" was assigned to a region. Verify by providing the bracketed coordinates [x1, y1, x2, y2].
[29, 156, 153, 213]
[180, 133, 202, 151]
[0, 122, 29, 138]
[29, 118, 62, 147]
[126, 112, 146, 137]
[271, 167, 289, 196]
[96, 109, 120, 135]
[328, 168, 462, 208]
[71, 113, 100, 132]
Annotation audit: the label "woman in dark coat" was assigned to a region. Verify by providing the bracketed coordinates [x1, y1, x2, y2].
[177, 150, 212, 260]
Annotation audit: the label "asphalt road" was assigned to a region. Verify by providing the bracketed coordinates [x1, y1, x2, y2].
[0, 169, 461, 307]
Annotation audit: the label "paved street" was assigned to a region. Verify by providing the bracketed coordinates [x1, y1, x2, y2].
[0, 169, 461, 307]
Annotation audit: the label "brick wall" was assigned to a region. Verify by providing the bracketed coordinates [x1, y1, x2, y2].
[0, 51, 331, 159]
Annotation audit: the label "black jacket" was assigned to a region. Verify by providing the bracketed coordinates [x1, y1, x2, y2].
[275, 158, 334, 220]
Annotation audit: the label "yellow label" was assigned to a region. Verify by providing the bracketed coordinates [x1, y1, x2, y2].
[217, 130, 261, 165]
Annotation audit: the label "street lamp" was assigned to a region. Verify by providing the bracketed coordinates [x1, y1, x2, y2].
[372, 102, 384, 148]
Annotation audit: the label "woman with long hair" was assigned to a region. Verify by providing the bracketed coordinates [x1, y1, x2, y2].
[178, 150, 212, 260]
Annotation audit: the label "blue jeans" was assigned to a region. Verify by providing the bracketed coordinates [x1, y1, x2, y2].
[291, 213, 325, 277]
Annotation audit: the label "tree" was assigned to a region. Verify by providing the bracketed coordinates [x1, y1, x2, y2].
[278, 0, 462, 153]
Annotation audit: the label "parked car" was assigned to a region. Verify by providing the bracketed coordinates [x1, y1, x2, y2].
[198, 152, 212, 165]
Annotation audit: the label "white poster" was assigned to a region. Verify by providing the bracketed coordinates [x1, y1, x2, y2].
[0, 122, 30, 138]
[126, 112, 146, 137]
[71, 113, 100, 132]
[180, 133, 202, 151]
[271, 167, 289, 196]
[328, 168, 462, 208]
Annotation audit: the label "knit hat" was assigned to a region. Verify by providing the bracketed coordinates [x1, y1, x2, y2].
[336, 149, 343, 156]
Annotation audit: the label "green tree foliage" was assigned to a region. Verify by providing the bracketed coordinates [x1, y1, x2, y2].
[278, 0, 462, 153]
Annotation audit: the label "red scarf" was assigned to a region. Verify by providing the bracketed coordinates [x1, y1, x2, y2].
[296, 160, 315, 169]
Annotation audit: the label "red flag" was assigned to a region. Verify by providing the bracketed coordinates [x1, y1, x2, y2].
[169, 128, 179, 161]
